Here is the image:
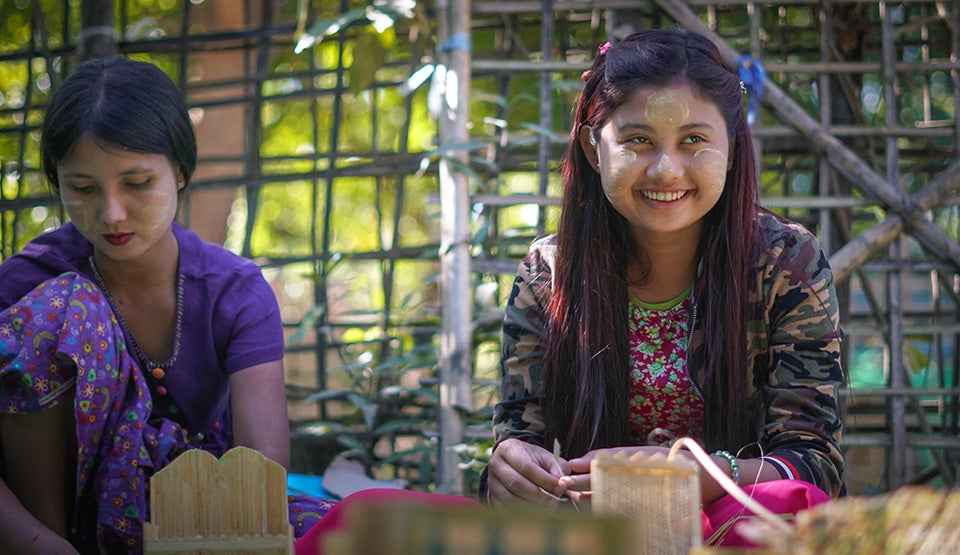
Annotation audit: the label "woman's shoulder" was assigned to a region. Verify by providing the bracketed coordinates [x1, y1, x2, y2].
[0, 224, 91, 305]
[12, 222, 91, 261]
[506, 235, 557, 308]
[173, 224, 277, 309]
[757, 209, 819, 245]
[757, 210, 826, 257]
[524, 234, 558, 268]
[755, 209, 832, 280]
[174, 223, 265, 279]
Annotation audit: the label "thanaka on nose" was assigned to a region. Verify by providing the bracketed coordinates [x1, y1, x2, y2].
[99, 191, 128, 225]
[651, 153, 681, 181]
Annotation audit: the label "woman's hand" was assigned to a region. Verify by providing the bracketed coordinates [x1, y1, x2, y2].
[562, 445, 674, 508]
[486, 438, 570, 507]
[567, 445, 775, 506]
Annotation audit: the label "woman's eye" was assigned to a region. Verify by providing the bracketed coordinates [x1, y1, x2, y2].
[126, 179, 151, 188]
[626, 136, 651, 145]
[68, 183, 95, 193]
[682, 135, 706, 144]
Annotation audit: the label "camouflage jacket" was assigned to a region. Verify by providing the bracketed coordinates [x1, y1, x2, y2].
[491, 210, 845, 497]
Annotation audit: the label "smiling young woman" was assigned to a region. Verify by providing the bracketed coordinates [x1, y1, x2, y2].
[481, 29, 844, 547]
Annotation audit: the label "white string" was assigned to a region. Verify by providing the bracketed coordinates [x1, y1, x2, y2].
[668, 437, 791, 533]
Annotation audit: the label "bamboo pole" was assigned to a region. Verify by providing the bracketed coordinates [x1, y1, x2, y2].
[436, 0, 473, 494]
[80, 0, 116, 59]
[879, 0, 908, 490]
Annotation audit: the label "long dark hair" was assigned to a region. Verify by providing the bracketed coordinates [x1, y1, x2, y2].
[41, 57, 197, 193]
[543, 29, 761, 457]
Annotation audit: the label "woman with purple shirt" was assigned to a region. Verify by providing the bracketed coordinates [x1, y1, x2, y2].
[0, 57, 333, 554]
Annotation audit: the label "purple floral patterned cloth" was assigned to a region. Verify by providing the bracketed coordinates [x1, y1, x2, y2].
[0, 273, 333, 553]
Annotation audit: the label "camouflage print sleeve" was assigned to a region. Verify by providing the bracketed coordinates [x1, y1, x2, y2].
[758, 217, 845, 497]
[491, 236, 557, 450]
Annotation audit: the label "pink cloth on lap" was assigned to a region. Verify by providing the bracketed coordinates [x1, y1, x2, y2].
[296, 480, 829, 553]
[294, 488, 482, 555]
[701, 479, 830, 547]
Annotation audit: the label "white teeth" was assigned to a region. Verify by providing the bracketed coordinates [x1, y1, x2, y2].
[641, 190, 686, 202]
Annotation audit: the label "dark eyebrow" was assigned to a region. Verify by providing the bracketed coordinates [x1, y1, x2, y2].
[616, 122, 718, 133]
[60, 167, 155, 179]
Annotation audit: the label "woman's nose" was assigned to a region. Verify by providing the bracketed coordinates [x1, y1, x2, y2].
[99, 193, 128, 223]
[647, 152, 683, 182]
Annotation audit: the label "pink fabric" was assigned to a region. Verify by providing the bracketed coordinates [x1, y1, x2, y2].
[294, 488, 482, 555]
[701, 480, 830, 547]
[294, 481, 827, 553]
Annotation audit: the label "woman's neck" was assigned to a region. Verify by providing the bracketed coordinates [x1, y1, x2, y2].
[629, 230, 701, 304]
[91, 229, 179, 293]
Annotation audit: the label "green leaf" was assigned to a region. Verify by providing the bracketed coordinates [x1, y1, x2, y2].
[304, 388, 354, 402]
[295, 7, 366, 53]
[360, 402, 379, 430]
[519, 122, 568, 143]
[287, 303, 327, 346]
[336, 434, 367, 452]
[347, 392, 371, 409]
[903, 340, 930, 374]
[378, 444, 435, 466]
[372, 418, 423, 435]
[349, 32, 387, 93]
[293, 420, 350, 435]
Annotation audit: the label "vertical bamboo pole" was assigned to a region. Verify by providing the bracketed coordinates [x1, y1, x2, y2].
[436, 0, 473, 494]
[80, 0, 116, 60]
[537, 0, 554, 237]
[816, 0, 833, 256]
[879, 1, 907, 490]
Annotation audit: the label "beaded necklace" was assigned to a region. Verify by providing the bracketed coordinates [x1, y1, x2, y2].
[89, 255, 185, 394]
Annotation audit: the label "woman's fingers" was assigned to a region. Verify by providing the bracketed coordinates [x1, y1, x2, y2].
[558, 472, 591, 493]
[487, 439, 567, 506]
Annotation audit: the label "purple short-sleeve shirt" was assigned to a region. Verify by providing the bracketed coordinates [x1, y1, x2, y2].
[0, 222, 285, 454]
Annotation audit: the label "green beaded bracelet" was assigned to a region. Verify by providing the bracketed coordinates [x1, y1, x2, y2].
[712, 450, 740, 485]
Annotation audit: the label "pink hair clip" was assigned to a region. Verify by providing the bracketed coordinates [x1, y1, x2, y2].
[598, 41, 611, 55]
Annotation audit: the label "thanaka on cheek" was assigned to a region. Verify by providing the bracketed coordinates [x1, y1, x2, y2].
[137, 190, 178, 230]
[63, 200, 90, 233]
[693, 148, 728, 195]
[601, 146, 637, 198]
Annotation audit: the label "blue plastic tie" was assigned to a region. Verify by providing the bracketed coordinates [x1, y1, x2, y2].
[737, 55, 766, 128]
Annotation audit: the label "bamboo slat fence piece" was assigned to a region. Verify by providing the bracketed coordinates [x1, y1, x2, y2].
[143, 447, 294, 555]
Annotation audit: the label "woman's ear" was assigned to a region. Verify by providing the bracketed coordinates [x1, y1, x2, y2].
[578, 125, 601, 173]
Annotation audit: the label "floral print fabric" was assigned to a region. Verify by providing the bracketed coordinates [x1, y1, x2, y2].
[627, 293, 704, 445]
[0, 273, 333, 553]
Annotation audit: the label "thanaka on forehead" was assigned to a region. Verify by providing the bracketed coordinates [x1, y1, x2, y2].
[643, 89, 690, 126]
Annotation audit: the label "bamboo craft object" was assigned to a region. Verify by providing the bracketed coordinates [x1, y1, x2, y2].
[591, 448, 703, 554]
[591, 438, 791, 555]
[143, 446, 294, 555]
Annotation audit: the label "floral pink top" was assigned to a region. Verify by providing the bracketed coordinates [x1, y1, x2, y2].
[627, 290, 704, 445]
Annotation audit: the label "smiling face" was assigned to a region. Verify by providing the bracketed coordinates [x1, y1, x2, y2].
[58, 134, 182, 264]
[581, 82, 731, 244]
